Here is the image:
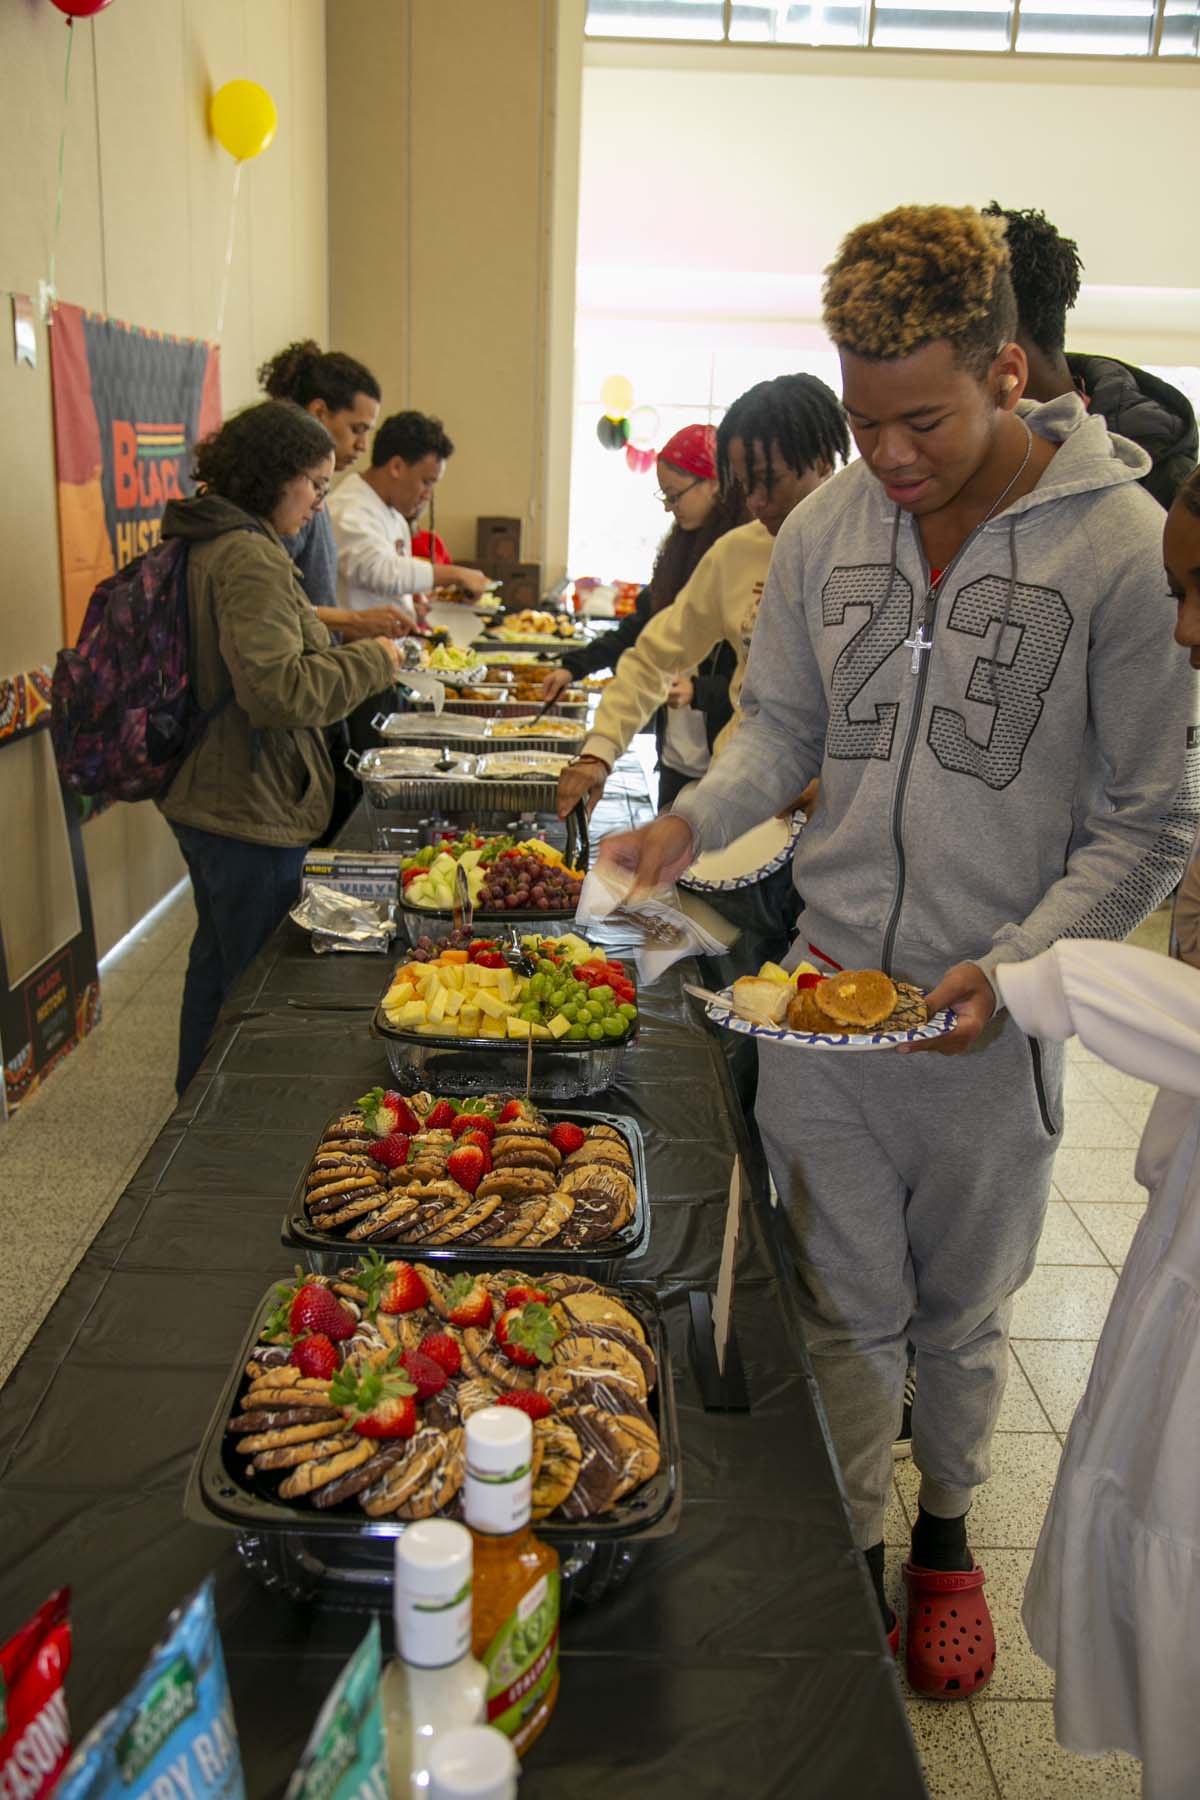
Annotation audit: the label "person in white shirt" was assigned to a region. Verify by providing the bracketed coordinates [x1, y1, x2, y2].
[327, 410, 489, 626]
[992, 468, 1200, 1799]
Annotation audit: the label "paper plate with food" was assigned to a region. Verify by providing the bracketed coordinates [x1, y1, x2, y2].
[697, 961, 955, 1051]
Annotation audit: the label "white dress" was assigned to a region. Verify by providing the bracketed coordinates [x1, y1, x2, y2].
[997, 941, 1200, 1800]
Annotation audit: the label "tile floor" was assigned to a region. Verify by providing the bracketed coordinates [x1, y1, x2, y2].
[0, 890, 1174, 1797]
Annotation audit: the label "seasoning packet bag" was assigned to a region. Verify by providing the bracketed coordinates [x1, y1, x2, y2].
[55, 1579, 243, 1800]
[0, 1587, 72, 1800]
[575, 861, 734, 983]
[283, 1621, 384, 1800]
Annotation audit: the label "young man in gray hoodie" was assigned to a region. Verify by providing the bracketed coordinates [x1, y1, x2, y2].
[598, 204, 1198, 1695]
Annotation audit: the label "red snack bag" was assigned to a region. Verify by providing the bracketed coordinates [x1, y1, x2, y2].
[0, 1588, 72, 1800]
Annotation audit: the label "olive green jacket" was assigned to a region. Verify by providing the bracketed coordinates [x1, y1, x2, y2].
[157, 496, 394, 847]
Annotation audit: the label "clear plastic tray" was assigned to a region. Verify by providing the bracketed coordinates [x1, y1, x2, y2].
[283, 1105, 651, 1279]
[371, 990, 636, 1099]
[184, 1280, 680, 1610]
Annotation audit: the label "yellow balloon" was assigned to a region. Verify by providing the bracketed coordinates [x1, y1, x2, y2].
[210, 80, 278, 162]
[600, 373, 634, 421]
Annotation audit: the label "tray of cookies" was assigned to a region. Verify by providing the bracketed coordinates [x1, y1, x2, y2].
[186, 1262, 680, 1567]
[284, 1090, 650, 1276]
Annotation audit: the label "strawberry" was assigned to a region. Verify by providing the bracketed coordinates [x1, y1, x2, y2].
[426, 1100, 457, 1130]
[548, 1121, 586, 1156]
[504, 1285, 550, 1309]
[472, 951, 506, 969]
[379, 1262, 428, 1315]
[418, 1332, 463, 1377]
[450, 1112, 496, 1142]
[331, 1358, 418, 1439]
[401, 1349, 448, 1400]
[494, 1390, 553, 1422]
[795, 972, 822, 990]
[289, 1334, 340, 1380]
[468, 940, 498, 960]
[289, 1282, 357, 1342]
[446, 1144, 486, 1194]
[368, 1132, 412, 1169]
[358, 1086, 420, 1138]
[498, 1099, 526, 1124]
[446, 1275, 493, 1330]
[494, 1302, 560, 1369]
[458, 1130, 493, 1164]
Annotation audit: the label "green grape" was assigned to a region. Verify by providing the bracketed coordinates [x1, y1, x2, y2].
[519, 1002, 540, 1023]
[561, 1004, 579, 1023]
[589, 984, 613, 1002]
[586, 1000, 606, 1021]
[566, 1023, 588, 1041]
[618, 1002, 638, 1021]
[586, 1021, 605, 1041]
[537, 958, 557, 976]
[549, 986, 568, 1009]
[528, 973, 547, 999]
[602, 1014, 627, 1038]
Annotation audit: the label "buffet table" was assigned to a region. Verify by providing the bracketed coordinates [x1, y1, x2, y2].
[0, 760, 927, 1798]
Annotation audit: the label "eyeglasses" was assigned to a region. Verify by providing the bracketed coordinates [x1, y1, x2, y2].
[304, 473, 331, 504]
[655, 477, 701, 511]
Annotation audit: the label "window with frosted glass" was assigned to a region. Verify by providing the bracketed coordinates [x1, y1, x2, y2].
[729, 2, 869, 45]
[586, 0, 1199, 51]
[585, 0, 725, 37]
[1016, 0, 1157, 54]
[871, 0, 1011, 51]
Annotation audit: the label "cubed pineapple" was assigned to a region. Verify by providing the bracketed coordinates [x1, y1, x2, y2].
[495, 969, 517, 1003]
[475, 988, 510, 1019]
[546, 1012, 572, 1039]
[397, 999, 427, 1027]
[506, 1017, 531, 1038]
[442, 989, 465, 1018]
[459, 1004, 483, 1034]
[473, 964, 500, 988]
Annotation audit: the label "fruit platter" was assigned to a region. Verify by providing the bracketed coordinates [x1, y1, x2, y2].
[189, 1262, 678, 1543]
[408, 643, 489, 685]
[373, 934, 639, 1098]
[284, 1088, 649, 1269]
[397, 836, 585, 929]
[380, 933, 638, 1041]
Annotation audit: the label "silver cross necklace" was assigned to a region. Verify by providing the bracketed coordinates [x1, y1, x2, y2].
[903, 420, 1034, 676]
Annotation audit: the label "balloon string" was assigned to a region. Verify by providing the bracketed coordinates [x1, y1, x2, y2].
[215, 159, 242, 341]
[48, 20, 75, 303]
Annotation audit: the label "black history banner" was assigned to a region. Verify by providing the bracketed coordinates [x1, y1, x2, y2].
[49, 302, 222, 642]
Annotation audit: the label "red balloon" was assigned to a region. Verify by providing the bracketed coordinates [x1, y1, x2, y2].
[51, 0, 113, 15]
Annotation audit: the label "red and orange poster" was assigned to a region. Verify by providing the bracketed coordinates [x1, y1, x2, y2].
[49, 302, 221, 642]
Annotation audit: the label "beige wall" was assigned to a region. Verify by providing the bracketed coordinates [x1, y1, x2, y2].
[0, 0, 329, 958]
[328, 0, 584, 580]
[580, 41, 1200, 367]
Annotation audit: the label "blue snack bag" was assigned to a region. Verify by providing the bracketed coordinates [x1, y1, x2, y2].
[56, 1578, 244, 1800]
[284, 1621, 385, 1800]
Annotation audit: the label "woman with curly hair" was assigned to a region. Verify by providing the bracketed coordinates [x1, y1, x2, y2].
[541, 424, 746, 808]
[158, 400, 407, 1094]
[596, 204, 1197, 1693]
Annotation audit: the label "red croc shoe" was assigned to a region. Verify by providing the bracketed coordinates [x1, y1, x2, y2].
[901, 1561, 995, 1699]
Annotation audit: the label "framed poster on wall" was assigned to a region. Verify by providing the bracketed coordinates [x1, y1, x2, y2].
[0, 668, 100, 1120]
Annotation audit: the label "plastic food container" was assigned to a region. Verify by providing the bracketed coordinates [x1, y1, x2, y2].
[409, 692, 590, 723]
[373, 715, 587, 755]
[348, 753, 587, 864]
[370, 988, 635, 1099]
[184, 1280, 680, 1612]
[283, 1106, 651, 1280]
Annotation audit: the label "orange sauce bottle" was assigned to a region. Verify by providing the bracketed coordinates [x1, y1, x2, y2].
[463, 1407, 560, 1758]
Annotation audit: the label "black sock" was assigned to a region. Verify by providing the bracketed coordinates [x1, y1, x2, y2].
[910, 1505, 972, 1573]
[863, 1541, 895, 1632]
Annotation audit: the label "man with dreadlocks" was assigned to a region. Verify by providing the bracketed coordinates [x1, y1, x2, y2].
[983, 203, 1197, 510]
[598, 204, 1198, 1695]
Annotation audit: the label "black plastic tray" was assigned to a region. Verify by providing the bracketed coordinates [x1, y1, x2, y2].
[284, 1105, 651, 1271]
[371, 993, 638, 1058]
[185, 1279, 680, 1547]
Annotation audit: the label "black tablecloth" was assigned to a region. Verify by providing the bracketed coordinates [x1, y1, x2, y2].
[0, 767, 927, 1799]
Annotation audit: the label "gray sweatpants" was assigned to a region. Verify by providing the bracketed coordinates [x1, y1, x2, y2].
[756, 1014, 1063, 1548]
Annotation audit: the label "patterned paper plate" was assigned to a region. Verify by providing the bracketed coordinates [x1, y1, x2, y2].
[700, 987, 955, 1053]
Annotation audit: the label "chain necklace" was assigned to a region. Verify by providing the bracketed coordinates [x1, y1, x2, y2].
[903, 420, 1035, 675]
